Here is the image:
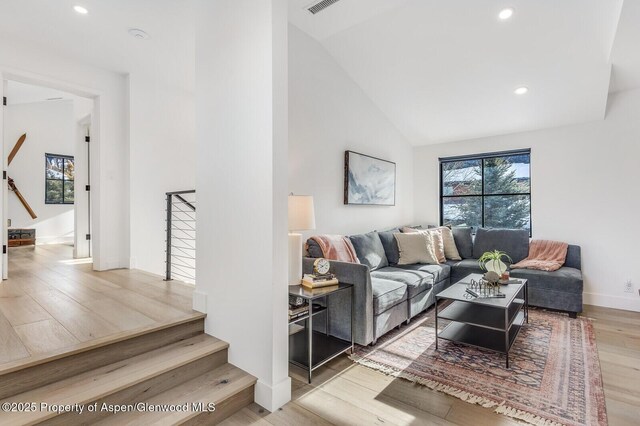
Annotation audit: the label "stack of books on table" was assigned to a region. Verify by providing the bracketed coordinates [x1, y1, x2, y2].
[288, 303, 309, 321]
[301, 273, 339, 289]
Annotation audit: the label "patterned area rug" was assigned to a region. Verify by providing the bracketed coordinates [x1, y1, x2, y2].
[351, 307, 607, 426]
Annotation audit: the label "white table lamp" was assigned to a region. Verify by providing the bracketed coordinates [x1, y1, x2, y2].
[288, 194, 316, 285]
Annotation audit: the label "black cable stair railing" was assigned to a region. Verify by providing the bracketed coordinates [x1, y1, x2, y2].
[165, 190, 196, 283]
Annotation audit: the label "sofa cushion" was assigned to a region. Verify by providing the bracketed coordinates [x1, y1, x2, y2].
[446, 259, 483, 283]
[452, 227, 473, 259]
[397, 263, 451, 283]
[378, 228, 400, 265]
[510, 267, 583, 294]
[372, 267, 434, 298]
[349, 232, 388, 271]
[371, 277, 408, 315]
[473, 228, 530, 263]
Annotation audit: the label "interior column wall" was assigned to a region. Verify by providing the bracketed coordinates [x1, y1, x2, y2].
[195, 0, 290, 411]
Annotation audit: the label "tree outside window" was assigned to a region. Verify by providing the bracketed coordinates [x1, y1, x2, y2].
[440, 150, 531, 233]
[45, 154, 74, 204]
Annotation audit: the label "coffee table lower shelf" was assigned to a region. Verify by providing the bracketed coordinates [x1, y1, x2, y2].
[438, 311, 525, 354]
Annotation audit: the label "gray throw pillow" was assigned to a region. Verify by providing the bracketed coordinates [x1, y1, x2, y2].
[348, 232, 389, 271]
[472, 228, 530, 263]
[306, 238, 323, 258]
[377, 228, 400, 265]
[452, 227, 473, 259]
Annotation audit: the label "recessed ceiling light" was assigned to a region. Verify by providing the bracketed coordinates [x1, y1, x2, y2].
[514, 86, 529, 95]
[73, 5, 88, 15]
[498, 8, 514, 20]
[128, 28, 150, 40]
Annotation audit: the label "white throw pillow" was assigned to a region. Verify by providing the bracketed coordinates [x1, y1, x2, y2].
[435, 226, 462, 260]
[427, 229, 447, 263]
[394, 233, 440, 265]
[402, 227, 444, 264]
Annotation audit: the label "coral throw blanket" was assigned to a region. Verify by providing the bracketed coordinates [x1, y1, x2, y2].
[511, 240, 568, 272]
[311, 235, 360, 263]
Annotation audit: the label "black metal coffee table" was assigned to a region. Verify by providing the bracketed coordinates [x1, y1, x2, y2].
[435, 273, 528, 368]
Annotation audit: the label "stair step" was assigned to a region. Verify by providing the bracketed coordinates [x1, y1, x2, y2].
[0, 313, 206, 400]
[0, 334, 228, 426]
[95, 363, 257, 425]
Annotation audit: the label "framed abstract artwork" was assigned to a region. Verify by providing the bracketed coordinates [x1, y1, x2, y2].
[344, 150, 396, 206]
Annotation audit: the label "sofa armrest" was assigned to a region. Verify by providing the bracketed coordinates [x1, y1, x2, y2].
[565, 245, 581, 270]
[303, 258, 374, 345]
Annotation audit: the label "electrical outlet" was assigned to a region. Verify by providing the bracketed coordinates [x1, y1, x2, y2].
[624, 280, 633, 293]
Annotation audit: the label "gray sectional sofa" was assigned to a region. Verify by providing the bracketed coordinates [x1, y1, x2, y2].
[304, 226, 583, 346]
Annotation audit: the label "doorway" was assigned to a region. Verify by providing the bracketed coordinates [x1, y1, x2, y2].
[2, 80, 94, 276]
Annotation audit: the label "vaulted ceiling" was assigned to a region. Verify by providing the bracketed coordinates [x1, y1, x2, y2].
[290, 0, 639, 145]
[0, 1, 637, 146]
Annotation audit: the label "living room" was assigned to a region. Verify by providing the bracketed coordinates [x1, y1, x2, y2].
[0, 0, 638, 425]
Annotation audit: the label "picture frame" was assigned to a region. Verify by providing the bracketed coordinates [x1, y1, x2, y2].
[344, 150, 396, 206]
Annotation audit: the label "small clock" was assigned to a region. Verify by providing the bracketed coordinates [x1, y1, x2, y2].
[313, 258, 331, 276]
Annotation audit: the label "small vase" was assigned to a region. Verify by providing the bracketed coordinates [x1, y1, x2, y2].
[485, 259, 507, 276]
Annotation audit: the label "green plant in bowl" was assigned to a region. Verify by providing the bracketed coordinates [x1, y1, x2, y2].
[478, 250, 513, 276]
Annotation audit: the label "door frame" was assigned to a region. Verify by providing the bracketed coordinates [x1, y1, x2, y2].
[0, 67, 102, 278]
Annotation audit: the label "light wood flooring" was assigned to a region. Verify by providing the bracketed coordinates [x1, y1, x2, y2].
[222, 307, 640, 426]
[0, 244, 198, 369]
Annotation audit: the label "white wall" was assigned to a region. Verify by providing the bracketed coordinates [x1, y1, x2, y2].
[289, 25, 415, 237]
[129, 73, 195, 275]
[0, 37, 129, 270]
[5, 100, 74, 244]
[414, 88, 640, 312]
[195, 0, 290, 411]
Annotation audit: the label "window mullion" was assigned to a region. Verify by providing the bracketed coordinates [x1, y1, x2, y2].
[481, 158, 485, 229]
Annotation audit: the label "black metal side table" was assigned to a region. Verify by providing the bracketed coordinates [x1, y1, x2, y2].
[288, 283, 354, 383]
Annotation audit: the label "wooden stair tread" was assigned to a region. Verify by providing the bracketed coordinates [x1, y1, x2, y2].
[0, 334, 228, 426]
[0, 312, 206, 376]
[95, 363, 257, 425]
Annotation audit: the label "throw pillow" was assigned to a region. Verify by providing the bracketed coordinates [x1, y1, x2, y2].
[434, 226, 462, 260]
[452, 227, 473, 259]
[428, 228, 447, 263]
[401, 227, 443, 264]
[377, 228, 400, 265]
[348, 232, 389, 271]
[306, 238, 323, 258]
[394, 232, 439, 265]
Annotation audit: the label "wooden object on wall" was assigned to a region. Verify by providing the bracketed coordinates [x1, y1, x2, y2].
[6, 133, 38, 219]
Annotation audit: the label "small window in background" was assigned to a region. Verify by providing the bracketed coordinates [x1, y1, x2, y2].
[440, 150, 531, 234]
[45, 153, 74, 204]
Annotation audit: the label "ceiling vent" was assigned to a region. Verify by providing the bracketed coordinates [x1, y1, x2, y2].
[307, 0, 341, 15]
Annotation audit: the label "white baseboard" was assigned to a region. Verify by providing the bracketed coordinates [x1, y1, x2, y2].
[192, 291, 207, 313]
[254, 377, 292, 412]
[584, 292, 640, 312]
[36, 236, 74, 245]
[94, 258, 129, 271]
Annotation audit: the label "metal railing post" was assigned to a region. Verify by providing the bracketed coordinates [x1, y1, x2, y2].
[165, 193, 172, 281]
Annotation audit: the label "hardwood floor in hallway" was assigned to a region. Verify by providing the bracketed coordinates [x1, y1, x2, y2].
[0, 244, 198, 368]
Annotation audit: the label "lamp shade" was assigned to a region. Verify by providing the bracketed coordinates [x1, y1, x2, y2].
[288, 195, 316, 231]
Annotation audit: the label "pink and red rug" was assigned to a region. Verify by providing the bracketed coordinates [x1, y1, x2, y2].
[351, 308, 607, 426]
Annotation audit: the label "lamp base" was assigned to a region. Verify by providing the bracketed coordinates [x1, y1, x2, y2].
[288, 233, 303, 285]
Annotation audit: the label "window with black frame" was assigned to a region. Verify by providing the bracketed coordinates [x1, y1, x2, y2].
[440, 149, 531, 234]
[45, 153, 74, 204]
